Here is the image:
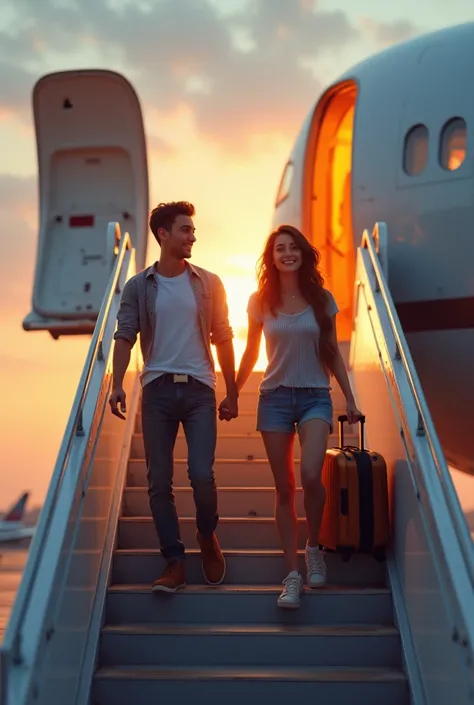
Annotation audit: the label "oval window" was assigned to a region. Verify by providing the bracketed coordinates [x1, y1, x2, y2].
[403, 124, 429, 176]
[275, 161, 293, 206]
[440, 117, 467, 171]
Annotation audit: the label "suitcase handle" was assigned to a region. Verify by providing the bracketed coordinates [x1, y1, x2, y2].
[338, 414, 366, 451]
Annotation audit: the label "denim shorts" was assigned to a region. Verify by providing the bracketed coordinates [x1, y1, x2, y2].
[256, 386, 333, 434]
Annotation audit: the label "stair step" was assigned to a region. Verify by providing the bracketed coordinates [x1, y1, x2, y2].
[126, 458, 275, 487]
[122, 486, 305, 518]
[118, 516, 307, 550]
[130, 430, 355, 458]
[99, 622, 401, 668]
[92, 665, 409, 705]
[112, 549, 386, 586]
[130, 430, 359, 461]
[106, 584, 393, 625]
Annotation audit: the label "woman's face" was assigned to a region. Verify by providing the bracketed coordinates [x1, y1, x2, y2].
[272, 232, 303, 273]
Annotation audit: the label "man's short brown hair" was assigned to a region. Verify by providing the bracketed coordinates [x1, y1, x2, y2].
[149, 201, 195, 244]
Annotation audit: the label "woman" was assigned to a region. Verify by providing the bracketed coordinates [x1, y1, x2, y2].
[235, 225, 363, 609]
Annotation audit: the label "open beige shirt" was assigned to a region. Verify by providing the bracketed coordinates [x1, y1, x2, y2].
[114, 261, 234, 371]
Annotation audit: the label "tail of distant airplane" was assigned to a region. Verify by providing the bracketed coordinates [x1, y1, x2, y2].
[3, 493, 29, 523]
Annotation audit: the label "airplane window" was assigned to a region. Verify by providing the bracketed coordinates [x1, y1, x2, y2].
[440, 117, 467, 171]
[275, 161, 293, 206]
[403, 124, 429, 176]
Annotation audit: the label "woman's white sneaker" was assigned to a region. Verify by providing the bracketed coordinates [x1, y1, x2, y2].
[305, 544, 327, 588]
[277, 571, 303, 609]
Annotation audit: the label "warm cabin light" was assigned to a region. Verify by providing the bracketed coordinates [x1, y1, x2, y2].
[448, 148, 465, 171]
[441, 118, 467, 171]
[403, 124, 429, 176]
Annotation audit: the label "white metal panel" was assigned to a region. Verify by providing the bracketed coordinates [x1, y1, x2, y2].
[24, 70, 149, 334]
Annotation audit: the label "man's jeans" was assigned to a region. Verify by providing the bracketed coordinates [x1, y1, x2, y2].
[141, 374, 218, 561]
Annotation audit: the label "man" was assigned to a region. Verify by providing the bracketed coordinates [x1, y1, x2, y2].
[109, 201, 239, 593]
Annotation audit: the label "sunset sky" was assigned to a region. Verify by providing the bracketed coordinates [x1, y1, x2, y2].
[1, 0, 473, 508]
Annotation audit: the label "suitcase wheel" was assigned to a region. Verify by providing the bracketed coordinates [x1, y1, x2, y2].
[373, 547, 386, 563]
[337, 546, 354, 562]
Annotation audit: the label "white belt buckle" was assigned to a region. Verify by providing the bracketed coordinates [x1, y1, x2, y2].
[173, 374, 188, 383]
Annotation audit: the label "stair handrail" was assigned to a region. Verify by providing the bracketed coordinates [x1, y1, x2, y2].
[361, 222, 474, 587]
[1, 222, 131, 668]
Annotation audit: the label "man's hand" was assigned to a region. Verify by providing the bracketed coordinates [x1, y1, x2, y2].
[109, 387, 127, 420]
[218, 393, 238, 422]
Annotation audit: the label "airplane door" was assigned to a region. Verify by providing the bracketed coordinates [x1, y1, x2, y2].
[326, 126, 354, 325]
[309, 84, 357, 340]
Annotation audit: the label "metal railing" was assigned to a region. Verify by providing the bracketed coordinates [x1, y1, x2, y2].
[360, 223, 474, 589]
[1, 223, 132, 674]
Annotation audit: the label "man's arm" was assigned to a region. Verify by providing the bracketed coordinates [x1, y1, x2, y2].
[215, 338, 237, 398]
[210, 274, 238, 417]
[210, 275, 237, 398]
[113, 277, 139, 348]
[109, 278, 139, 419]
[112, 339, 133, 390]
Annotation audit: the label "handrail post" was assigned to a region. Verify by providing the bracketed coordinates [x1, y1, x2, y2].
[416, 410, 426, 436]
[372, 222, 389, 280]
[76, 409, 85, 436]
[106, 222, 121, 273]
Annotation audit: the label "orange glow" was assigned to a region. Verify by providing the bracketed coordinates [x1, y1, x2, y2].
[311, 83, 357, 341]
[0, 109, 290, 507]
[442, 120, 466, 171]
[213, 274, 268, 372]
[448, 148, 465, 171]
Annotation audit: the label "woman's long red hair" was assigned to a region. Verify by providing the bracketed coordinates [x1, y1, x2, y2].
[256, 225, 336, 374]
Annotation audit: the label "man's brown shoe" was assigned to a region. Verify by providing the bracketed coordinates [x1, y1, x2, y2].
[151, 559, 186, 593]
[196, 531, 226, 585]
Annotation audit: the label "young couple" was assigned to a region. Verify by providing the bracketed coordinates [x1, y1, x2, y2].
[109, 200, 362, 610]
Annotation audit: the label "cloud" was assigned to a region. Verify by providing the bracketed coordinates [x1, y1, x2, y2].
[360, 18, 421, 48]
[0, 173, 36, 207]
[0, 174, 37, 308]
[0, 0, 363, 149]
[0, 63, 36, 118]
[146, 134, 178, 158]
[0, 1, 427, 152]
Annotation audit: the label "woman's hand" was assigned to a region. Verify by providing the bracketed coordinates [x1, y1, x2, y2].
[346, 398, 363, 425]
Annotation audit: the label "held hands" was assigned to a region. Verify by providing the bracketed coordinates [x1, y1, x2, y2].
[109, 387, 127, 420]
[345, 398, 364, 425]
[218, 392, 239, 422]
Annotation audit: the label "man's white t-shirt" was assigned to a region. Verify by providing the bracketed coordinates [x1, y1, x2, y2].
[141, 270, 215, 389]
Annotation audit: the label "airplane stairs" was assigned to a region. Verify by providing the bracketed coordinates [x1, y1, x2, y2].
[8, 222, 473, 705]
[91, 359, 409, 705]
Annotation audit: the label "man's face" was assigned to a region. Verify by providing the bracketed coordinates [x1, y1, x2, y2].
[160, 214, 196, 259]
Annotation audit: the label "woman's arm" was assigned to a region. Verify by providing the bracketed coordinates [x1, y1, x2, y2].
[236, 314, 263, 392]
[327, 314, 363, 423]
